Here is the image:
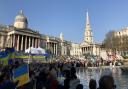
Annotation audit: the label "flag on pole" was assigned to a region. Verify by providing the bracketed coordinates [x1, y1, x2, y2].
[0, 51, 9, 65]
[13, 64, 30, 87]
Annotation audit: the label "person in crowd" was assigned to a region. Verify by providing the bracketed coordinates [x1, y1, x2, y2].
[49, 64, 58, 79]
[0, 74, 4, 89]
[76, 84, 83, 89]
[64, 70, 70, 89]
[46, 72, 59, 89]
[89, 79, 97, 89]
[69, 67, 80, 89]
[2, 73, 19, 89]
[36, 69, 47, 89]
[98, 75, 116, 89]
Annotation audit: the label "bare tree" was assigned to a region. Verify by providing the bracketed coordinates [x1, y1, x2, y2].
[104, 30, 128, 56]
[103, 30, 115, 52]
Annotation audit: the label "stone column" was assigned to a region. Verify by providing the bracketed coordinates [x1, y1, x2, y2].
[47, 42, 49, 49]
[11, 34, 13, 47]
[87, 47, 89, 52]
[49, 42, 51, 53]
[13, 34, 15, 47]
[36, 39, 38, 48]
[35, 38, 37, 48]
[37, 39, 38, 48]
[91, 46, 93, 54]
[83, 47, 84, 54]
[89, 46, 92, 54]
[81, 48, 83, 54]
[54, 43, 56, 55]
[17, 35, 20, 51]
[21, 35, 24, 51]
[55, 44, 57, 55]
[25, 36, 27, 50]
[83, 48, 84, 54]
[10, 35, 12, 47]
[1, 36, 4, 48]
[32, 37, 34, 47]
[29, 37, 31, 48]
[54, 43, 55, 55]
[38, 39, 40, 47]
[46, 42, 47, 49]
[83, 47, 84, 53]
[34, 38, 35, 48]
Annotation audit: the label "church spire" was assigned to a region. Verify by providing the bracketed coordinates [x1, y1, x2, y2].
[84, 11, 93, 43]
[86, 10, 90, 28]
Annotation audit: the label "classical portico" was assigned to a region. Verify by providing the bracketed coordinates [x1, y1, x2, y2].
[44, 36, 59, 55]
[81, 46, 93, 54]
[46, 41, 58, 55]
[8, 29, 41, 51]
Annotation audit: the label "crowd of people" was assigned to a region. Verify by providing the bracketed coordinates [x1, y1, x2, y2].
[0, 59, 117, 89]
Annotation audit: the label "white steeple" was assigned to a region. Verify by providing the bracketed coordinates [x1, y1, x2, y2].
[84, 11, 93, 43]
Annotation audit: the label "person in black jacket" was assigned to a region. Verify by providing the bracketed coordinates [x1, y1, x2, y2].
[98, 75, 116, 89]
[89, 79, 97, 89]
[64, 70, 70, 89]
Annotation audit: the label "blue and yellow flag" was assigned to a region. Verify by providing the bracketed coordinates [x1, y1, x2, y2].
[0, 48, 15, 65]
[13, 64, 30, 87]
[0, 51, 10, 65]
[6, 47, 15, 59]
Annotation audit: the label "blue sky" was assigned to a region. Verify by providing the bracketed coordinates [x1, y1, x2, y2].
[0, 0, 128, 43]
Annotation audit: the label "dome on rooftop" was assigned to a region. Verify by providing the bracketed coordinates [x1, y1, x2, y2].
[14, 10, 28, 29]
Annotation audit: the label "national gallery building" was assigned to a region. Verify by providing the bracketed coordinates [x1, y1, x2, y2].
[0, 10, 71, 56]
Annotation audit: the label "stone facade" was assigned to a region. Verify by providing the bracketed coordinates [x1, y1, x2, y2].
[0, 25, 41, 51]
[41, 33, 71, 56]
[0, 10, 71, 56]
[115, 27, 128, 36]
[70, 43, 82, 56]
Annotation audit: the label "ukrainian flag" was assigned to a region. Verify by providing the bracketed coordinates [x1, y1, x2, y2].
[6, 47, 15, 59]
[0, 48, 15, 65]
[0, 51, 10, 65]
[13, 64, 30, 87]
